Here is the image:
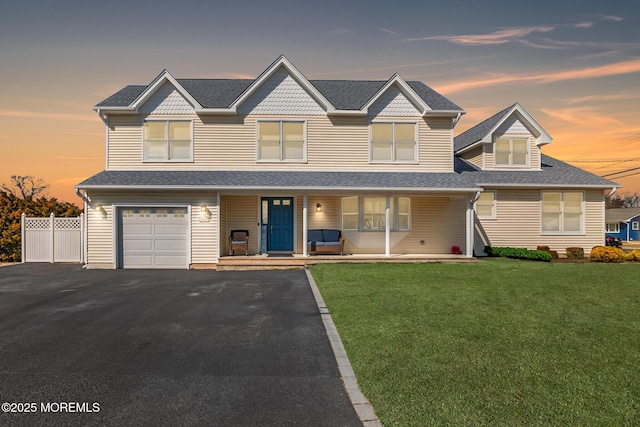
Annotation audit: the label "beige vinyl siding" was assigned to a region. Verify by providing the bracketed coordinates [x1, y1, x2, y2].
[223, 195, 259, 255]
[462, 145, 483, 168]
[107, 115, 142, 169]
[477, 189, 604, 253]
[85, 191, 218, 267]
[295, 196, 341, 253]
[106, 114, 454, 172]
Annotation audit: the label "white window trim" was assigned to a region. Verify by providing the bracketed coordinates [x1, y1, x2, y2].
[493, 135, 530, 168]
[606, 223, 620, 233]
[540, 191, 585, 235]
[341, 196, 411, 231]
[142, 118, 194, 163]
[256, 120, 307, 163]
[475, 191, 497, 220]
[369, 121, 419, 164]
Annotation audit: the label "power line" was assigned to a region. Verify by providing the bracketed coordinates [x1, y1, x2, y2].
[607, 171, 640, 180]
[571, 133, 640, 160]
[602, 166, 640, 178]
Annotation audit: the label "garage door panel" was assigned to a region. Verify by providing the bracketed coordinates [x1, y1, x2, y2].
[123, 224, 154, 235]
[120, 207, 189, 269]
[154, 224, 188, 234]
[124, 239, 154, 251]
[155, 255, 188, 267]
[154, 239, 187, 250]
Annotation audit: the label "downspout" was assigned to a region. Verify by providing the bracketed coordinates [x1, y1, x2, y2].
[75, 188, 91, 267]
[452, 112, 463, 128]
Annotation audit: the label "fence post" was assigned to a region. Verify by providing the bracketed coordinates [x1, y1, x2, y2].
[21, 212, 26, 263]
[80, 213, 84, 265]
[50, 213, 55, 263]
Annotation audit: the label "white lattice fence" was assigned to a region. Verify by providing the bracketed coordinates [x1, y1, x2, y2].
[22, 213, 84, 263]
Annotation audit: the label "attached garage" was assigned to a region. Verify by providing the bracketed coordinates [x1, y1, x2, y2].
[118, 207, 190, 269]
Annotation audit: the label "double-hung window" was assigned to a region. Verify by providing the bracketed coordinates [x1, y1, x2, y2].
[370, 122, 417, 163]
[541, 191, 584, 234]
[495, 137, 528, 167]
[257, 121, 305, 162]
[475, 191, 496, 219]
[606, 223, 620, 233]
[341, 196, 411, 231]
[143, 120, 192, 162]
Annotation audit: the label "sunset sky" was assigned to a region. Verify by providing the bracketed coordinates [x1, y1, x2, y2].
[1, 0, 639, 204]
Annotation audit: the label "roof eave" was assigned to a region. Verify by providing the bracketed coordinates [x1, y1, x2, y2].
[476, 183, 620, 189]
[76, 183, 482, 192]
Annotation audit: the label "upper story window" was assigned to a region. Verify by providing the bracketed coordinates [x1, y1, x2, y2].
[475, 191, 496, 219]
[370, 122, 417, 163]
[541, 191, 584, 234]
[341, 196, 411, 231]
[143, 120, 192, 162]
[495, 137, 528, 167]
[257, 121, 306, 162]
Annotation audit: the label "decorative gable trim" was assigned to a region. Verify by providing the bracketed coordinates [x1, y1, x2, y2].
[231, 55, 335, 114]
[131, 70, 202, 112]
[361, 74, 430, 116]
[456, 103, 552, 155]
[367, 82, 423, 117]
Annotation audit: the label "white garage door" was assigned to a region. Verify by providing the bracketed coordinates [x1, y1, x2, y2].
[120, 207, 189, 269]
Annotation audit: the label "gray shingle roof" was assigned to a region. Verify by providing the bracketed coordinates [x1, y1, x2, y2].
[605, 208, 640, 223]
[454, 104, 514, 152]
[77, 155, 617, 191]
[77, 170, 478, 190]
[95, 85, 146, 107]
[95, 78, 464, 112]
[457, 155, 618, 188]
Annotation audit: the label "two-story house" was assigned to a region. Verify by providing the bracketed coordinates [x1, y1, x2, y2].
[76, 56, 618, 269]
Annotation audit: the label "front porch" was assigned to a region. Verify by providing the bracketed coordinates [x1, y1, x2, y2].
[212, 253, 479, 271]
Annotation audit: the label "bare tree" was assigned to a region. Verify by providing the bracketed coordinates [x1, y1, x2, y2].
[1, 175, 48, 200]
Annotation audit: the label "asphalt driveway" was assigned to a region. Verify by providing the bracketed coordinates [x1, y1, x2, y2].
[0, 264, 361, 426]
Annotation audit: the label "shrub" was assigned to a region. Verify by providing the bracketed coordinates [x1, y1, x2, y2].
[590, 246, 626, 263]
[485, 246, 552, 262]
[625, 250, 640, 262]
[537, 246, 550, 252]
[549, 250, 559, 260]
[451, 245, 462, 255]
[566, 247, 585, 259]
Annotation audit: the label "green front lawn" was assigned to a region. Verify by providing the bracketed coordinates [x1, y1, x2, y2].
[312, 259, 640, 426]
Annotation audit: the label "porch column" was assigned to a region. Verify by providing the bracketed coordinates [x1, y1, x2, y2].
[466, 196, 474, 258]
[216, 192, 221, 260]
[385, 196, 391, 257]
[303, 195, 308, 257]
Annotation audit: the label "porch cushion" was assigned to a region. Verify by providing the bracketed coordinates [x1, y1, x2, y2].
[322, 229, 341, 242]
[323, 241, 341, 246]
[314, 241, 326, 246]
[307, 229, 323, 242]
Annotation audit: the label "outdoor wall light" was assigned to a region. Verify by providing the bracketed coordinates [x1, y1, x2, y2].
[316, 203, 322, 212]
[200, 204, 211, 222]
[95, 204, 103, 212]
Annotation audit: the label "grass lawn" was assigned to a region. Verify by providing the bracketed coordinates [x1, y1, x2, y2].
[312, 259, 640, 426]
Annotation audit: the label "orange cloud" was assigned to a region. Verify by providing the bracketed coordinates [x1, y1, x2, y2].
[0, 110, 96, 122]
[540, 107, 624, 128]
[437, 59, 640, 94]
[404, 26, 555, 45]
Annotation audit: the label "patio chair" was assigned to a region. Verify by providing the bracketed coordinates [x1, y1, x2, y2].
[229, 230, 249, 256]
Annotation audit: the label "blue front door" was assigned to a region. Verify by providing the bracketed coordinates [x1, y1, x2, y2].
[264, 197, 294, 252]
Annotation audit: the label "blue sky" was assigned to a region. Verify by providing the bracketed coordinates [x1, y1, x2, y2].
[1, 0, 639, 201]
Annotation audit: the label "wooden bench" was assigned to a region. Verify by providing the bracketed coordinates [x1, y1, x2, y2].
[307, 229, 345, 255]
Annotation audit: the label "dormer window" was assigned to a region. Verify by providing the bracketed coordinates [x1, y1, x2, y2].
[143, 120, 192, 162]
[495, 137, 528, 167]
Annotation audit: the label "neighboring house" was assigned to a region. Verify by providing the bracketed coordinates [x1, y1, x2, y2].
[76, 56, 619, 269]
[605, 208, 640, 241]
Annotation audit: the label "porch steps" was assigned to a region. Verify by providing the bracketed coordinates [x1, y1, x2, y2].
[215, 254, 479, 271]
